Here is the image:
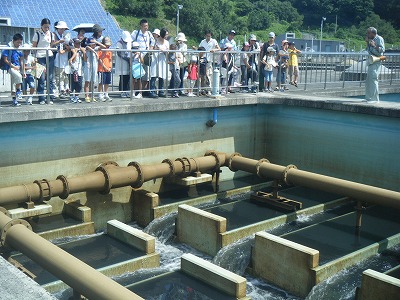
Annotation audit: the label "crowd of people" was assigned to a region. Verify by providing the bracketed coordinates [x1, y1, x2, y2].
[11, 17, 388, 106]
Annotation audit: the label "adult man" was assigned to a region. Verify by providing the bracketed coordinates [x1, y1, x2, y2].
[260, 32, 279, 91]
[365, 27, 385, 103]
[198, 30, 220, 94]
[220, 30, 237, 50]
[1, 33, 24, 106]
[131, 19, 156, 96]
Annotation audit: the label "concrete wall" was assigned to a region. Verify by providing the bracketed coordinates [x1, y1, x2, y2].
[357, 269, 400, 300]
[0, 104, 266, 229]
[263, 105, 400, 191]
[177, 204, 226, 256]
[252, 232, 319, 298]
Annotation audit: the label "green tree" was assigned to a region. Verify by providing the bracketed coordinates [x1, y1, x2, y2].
[359, 13, 398, 44]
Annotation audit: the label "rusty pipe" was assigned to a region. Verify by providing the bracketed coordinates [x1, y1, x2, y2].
[0, 152, 227, 206]
[0, 211, 143, 300]
[227, 154, 400, 210]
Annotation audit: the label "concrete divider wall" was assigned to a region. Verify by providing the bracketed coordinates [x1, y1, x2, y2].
[357, 269, 400, 300]
[107, 219, 155, 254]
[132, 190, 159, 227]
[181, 253, 248, 299]
[252, 231, 319, 298]
[177, 204, 226, 256]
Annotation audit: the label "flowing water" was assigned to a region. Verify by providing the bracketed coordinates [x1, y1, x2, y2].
[51, 193, 400, 299]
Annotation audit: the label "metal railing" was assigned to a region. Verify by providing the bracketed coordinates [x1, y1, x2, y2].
[1, 46, 400, 105]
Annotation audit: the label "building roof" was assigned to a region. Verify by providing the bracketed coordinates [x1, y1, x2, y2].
[0, 0, 121, 46]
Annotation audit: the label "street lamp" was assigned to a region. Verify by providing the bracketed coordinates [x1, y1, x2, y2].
[320, 17, 326, 53]
[176, 4, 183, 36]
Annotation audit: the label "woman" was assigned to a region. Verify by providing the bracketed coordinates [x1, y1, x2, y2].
[149, 28, 169, 98]
[32, 18, 56, 105]
[115, 31, 132, 97]
[175, 32, 188, 95]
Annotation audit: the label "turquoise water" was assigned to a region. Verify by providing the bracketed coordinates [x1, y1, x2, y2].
[380, 93, 400, 102]
[352, 93, 400, 102]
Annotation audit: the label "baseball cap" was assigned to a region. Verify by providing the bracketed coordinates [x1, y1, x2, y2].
[249, 34, 257, 41]
[268, 32, 275, 38]
[132, 41, 140, 49]
[229, 30, 236, 35]
[93, 24, 105, 33]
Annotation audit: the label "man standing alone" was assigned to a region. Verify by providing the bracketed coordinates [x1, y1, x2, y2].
[365, 27, 384, 103]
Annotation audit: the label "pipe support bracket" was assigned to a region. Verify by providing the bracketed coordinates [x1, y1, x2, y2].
[128, 161, 144, 189]
[0, 218, 32, 248]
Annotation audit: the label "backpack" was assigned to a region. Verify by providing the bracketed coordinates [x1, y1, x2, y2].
[133, 30, 152, 49]
[0, 50, 11, 71]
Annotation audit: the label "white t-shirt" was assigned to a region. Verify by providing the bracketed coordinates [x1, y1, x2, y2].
[24, 55, 35, 74]
[54, 44, 69, 68]
[32, 30, 54, 58]
[199, 38, 219, 61]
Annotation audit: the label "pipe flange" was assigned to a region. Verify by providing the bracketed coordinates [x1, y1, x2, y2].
[282, 164, 297, 185]
[0, 219, 32, 248]
[97, 161, 119, 168]
[175, 157, 191, 177]
[228, 152, 242, 172]
[33, 179, 52, 202]
[56, 175, 70, 199]
[95, 165, 113, 195]
[128, 161, 144, 189]
[205, 151, 221, 171]
[0, 207, 10, 217]
[162, 159, 175, 177]
[191, 158, 200, 173]
[256, 158, 270, 178]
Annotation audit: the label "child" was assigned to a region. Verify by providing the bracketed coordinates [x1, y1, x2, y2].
[98, 36, 113, 101]
[131, 41, 144, 98]
[1, 33, 24, 106]
[83, 38, 99, 102]
[197, 46, 208, 95]
[22, 44, 36, 104]
[187, 55, 198, 97]
[168, 43, 182, 98]
[261, 47, 277, 92]
[277, 40, 289, 92]
[69, 38, 85, 103]
[288, 42, 301, 87]
[240, 42, 250, 90]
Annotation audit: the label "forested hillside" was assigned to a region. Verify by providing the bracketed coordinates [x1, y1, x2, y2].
[105, 0, 400, 48]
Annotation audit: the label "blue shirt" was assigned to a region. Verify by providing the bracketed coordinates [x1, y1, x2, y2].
[1, 42, 22, 69]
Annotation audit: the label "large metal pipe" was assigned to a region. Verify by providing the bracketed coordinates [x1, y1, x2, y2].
[0, 152, 226, 206]
[226, 154, 400, 210]
[0, 211, 143, 300]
